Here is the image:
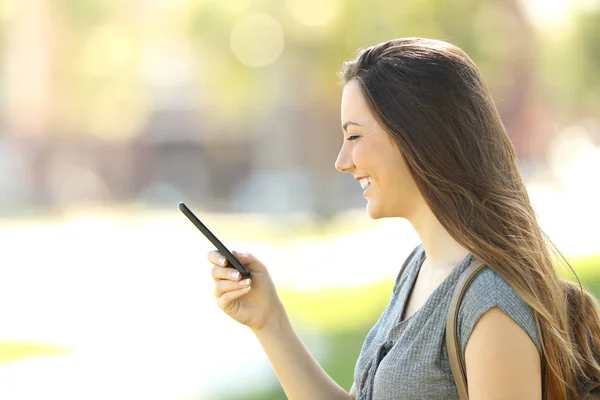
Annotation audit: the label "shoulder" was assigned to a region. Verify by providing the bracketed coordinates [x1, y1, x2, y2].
[459, 267, 543, 398]
[463, 305, 543, 398]
[457, 267, 542, 357]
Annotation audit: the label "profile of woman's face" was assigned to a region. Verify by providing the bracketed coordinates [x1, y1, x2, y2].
[335, 79, 422, 220]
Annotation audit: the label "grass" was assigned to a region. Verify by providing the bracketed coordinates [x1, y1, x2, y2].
[280, 280, 394, 333]
[558, 255, 600, 295]
[0, 341, 70, 365]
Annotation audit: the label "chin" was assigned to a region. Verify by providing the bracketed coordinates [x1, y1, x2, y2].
[366, 201, 385, 219]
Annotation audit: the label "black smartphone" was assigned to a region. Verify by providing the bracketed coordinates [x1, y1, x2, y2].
[178, 202, 252, 278]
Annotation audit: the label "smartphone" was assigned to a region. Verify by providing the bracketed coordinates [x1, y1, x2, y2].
[178, 202, 252, 278]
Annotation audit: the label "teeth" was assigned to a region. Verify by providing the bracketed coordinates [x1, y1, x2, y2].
[359, 177, 371, 189]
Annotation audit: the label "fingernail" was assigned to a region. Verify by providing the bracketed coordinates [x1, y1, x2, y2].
[219, 257, 227, 265]
[231, 271, 240, 279]
[240, 278, 251, 286]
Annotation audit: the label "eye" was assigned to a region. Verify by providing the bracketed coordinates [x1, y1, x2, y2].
[346, 135, 360, 141]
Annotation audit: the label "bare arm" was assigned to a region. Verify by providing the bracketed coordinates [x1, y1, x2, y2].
[465, 307, 542, 399]
[253, 314, 353, 400]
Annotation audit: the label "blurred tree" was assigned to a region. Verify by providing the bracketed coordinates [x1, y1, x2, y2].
[3, 0, 599, 211]
[574, 9, 600, 114]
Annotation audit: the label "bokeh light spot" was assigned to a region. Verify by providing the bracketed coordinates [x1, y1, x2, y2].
[81, 25, 134, 77]
[230, 13, 285, 68]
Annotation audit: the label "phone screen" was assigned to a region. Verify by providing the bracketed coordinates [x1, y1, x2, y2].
[178, 202, 252, 278]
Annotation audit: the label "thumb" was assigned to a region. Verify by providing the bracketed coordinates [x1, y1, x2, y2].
[233, 250, 267, 273]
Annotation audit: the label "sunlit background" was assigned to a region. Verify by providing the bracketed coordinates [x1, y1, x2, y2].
[0, 0, 599, 399]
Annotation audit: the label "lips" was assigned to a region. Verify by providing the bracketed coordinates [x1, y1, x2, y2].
[357, 176, 371, 190]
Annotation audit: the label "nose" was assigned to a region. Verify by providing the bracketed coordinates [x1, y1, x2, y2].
[335, 143, 354, 173]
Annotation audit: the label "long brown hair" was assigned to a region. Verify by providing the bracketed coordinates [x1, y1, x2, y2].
[341, 37, 600, 399]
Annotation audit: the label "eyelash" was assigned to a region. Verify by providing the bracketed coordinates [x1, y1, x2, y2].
[347, 135, 360, 141]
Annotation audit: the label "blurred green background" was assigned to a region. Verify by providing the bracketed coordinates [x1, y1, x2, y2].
[0, 0, 599, 399]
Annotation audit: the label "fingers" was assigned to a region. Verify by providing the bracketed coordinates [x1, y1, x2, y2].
[211, 264, 242, 281]
[232, 250, 254, 264]
[214, 278, 251, 298]
[207, 249, 255, 313]
[208, 250, 240, 281]
[217, 286, 251, 311]
[214, 276, 252, 312]
[208, 250, 228, 267]
[233, 250, 267, 274]
[208, 249, 259, 280]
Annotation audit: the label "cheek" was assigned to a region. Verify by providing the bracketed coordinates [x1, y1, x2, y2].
[378, 150, 414, 195]
[352, 143, 371, 172]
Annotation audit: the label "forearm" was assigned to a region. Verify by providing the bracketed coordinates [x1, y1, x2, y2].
[253, 313, 352, 400]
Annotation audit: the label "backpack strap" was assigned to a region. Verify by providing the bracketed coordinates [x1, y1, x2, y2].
[446, 259, 487, 400]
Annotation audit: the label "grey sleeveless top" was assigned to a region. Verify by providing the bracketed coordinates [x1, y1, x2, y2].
[353, 244, 542, 400]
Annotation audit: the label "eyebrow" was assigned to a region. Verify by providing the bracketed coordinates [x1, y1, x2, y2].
[342, 121, 361, 131]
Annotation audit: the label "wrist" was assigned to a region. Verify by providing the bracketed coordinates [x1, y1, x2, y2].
[252, 305, 289, 337]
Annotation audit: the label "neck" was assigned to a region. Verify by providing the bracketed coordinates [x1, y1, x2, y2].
[409, 206, 470, 271]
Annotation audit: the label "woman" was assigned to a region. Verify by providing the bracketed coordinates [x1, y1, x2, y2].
[207, 38, 600, 399]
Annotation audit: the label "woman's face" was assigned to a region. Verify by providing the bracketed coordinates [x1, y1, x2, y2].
[336, 79, 422, 219]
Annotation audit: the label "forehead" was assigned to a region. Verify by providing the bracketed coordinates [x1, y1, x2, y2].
[341, 80, 372, 124]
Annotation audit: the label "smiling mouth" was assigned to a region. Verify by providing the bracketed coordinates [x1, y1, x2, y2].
[358, 177, 371, 190]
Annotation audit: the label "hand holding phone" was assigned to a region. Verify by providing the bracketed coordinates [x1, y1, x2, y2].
[178, 202, 252, 278]
[179, 202, 287, 332]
